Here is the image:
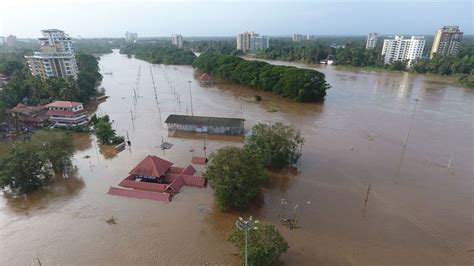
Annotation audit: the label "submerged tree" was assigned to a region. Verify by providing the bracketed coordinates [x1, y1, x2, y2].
[204, 146, 266, 211]
[0, 130, 74, 192]
[229, 222, 289, 266]
[92, 115, 124, 145]
[245, 122, 304, 168]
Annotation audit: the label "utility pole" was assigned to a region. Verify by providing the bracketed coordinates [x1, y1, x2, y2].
[235, 216, 258, 266]
[187, 80, 194, 116]
[395, 98, 419, 184]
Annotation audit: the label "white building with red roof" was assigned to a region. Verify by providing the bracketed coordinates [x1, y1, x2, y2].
[46, 101, 87, 127]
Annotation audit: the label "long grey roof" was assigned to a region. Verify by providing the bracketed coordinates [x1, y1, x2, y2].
[165, 115, 244, 128]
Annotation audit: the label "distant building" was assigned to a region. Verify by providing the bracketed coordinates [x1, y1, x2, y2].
[171, 34, 183, 48]
[25, 29, 78, 79]
[306, 35, 316, 40]
[125, 31, 138, 42]
[0, 37, 5, 45]
[6, 35, 17, 46]
[46, 101, 87, 128]
[381, 35, 425, 67]
[292, 34, 305, 42]
[236, 32, 269, 53]
[366, 32, 378, 49]
[430, 26, 463, 59]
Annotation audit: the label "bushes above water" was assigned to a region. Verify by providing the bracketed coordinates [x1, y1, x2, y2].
[193, 53, 330, 102]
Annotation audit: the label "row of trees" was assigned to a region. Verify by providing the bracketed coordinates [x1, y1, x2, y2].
[204, 123, 301, 264]
[184, 39, 242, 56]
[255, 38, 474, 87]
[120, 43, 196, 65]
[0, 131, 74, 193]
[193, 53, 330, 102]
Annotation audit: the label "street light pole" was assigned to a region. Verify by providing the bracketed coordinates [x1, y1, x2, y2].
[236, 216, 259, 266]
[187, 80, 194, 116]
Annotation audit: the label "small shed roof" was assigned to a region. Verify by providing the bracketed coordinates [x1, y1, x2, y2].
[165, 115, 244, 128]
[198, 73, 212, 81]
[129, 155, 174, 177]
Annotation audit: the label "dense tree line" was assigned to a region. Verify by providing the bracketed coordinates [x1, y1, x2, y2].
[184, 40, 242, 55]
[120, 43, 196, 65]
[74, 39, 123, 54]
[0, 52, 102, 122]
[193, 53, 330, 102]
[256, 39, 336, 63]
[255, 38, 473, 87]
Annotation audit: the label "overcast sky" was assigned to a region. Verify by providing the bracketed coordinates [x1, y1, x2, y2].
[1, 0, 472, 38]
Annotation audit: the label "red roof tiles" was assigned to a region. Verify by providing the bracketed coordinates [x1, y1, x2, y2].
[128, 155, 173, 177]
[46, 101, 82, 108]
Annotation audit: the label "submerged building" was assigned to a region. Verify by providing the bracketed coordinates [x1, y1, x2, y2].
[46, 101, 87, 128]
[108, 155, 206, 202]
[25, 29, 78, 79]
[165, 114, 245, 135]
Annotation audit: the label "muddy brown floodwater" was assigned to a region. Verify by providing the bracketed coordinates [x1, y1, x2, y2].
[1, 50, 473, 265]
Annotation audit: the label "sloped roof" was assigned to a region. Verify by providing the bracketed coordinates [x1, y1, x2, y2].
[46, 101, 82, 108]
[198, 73, 212, 81]
[129, 155, 174, 177]
[165, 115, 244, 128]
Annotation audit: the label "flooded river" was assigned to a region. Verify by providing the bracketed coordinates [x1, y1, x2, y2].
[1, 50, 472, 265]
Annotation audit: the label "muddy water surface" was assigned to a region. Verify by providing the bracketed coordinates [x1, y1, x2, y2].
[1, 51, 473, 265]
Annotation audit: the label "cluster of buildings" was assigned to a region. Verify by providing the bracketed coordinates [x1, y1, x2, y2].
[25, 29, 79, 79]
[292, 34, 316, 42]
[7, 100, 87, 130]
[236, 31, 269, 53]
[0, 35, 17, 46]
[125, 31, 138, 42]
[171, 34, 183, 48]
[366, 25, 464, 67]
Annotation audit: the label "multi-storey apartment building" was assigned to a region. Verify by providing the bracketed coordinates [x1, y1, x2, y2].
[381, 35, 425, 67]
[171, 34, 183, 48]
[46, 101, 88, 128]
[366, 32, 378, 49]
[25, 29, 78, 79]
[236, 32, 269, 52]
[292, 34, 305, 42]
[125, 31, 138, 42]
[430, 26, 463, 59]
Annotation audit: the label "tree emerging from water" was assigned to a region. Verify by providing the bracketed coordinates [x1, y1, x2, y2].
[204, 146, 266, 211]
[229, 222, 289, 266]
[0, 130, 74, 193]
[245, 122, 304, 168]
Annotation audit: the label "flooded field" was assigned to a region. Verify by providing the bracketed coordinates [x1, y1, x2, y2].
[1, 50, 472, 265]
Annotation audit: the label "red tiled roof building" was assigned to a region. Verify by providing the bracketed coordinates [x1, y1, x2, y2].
[46, 101, 87, 127]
